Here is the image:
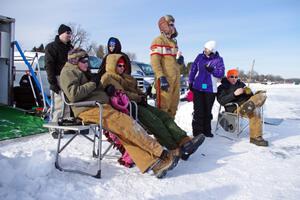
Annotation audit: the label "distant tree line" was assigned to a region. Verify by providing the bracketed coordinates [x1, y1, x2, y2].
[181, 62, 299, 83]
[31, 23, 136, 60]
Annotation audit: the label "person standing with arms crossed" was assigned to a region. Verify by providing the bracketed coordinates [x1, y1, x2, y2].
[45, 24, 73, 136]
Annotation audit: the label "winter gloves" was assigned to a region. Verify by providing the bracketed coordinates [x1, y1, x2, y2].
[50, 84, 60, 94]
[244, 87, 252, 95]
[205, 63, 214, 73]
[176, 55, 184, 65]
[160, 76, 169, 92]
[188, 83, 193, 91]
[91, 74, 101, 88]
[139, 95, 148, 107]
[105, 84, 116, 97]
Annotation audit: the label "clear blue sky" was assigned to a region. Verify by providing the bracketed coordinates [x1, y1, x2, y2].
[2, 0, 300, 78]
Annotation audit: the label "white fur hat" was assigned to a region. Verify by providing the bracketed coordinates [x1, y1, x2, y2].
[204, 40, 217, 52]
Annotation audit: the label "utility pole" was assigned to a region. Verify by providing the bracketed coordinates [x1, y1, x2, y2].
[248, 59, 255, 87]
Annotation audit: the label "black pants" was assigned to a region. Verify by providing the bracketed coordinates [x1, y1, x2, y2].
[192, 90, 216, 136]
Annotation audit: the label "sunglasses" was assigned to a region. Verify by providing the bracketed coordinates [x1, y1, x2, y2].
[169, 23, 175, 27]
[66, 31, 72, 35]
[117, 64, 125, 68]
[230, 76, 238, 79]
[79, 60, 89, 64]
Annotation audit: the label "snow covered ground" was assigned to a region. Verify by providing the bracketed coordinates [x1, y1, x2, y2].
[0, 84, 300, 200]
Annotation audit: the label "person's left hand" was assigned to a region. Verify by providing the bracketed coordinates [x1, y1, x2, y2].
[205, 64, 214, 73]
[91, 74, 101, 87]
[244, 87, 252, 95]
[160, 76, 169, 92]
[177, 55, 184, 65]
[105, 84, 116, 97]
[188, 83, 193, 91]
[139, 95, 148, 107]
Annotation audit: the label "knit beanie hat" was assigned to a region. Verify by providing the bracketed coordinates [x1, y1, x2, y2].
[158, 15, 175, 35]
[117, 57, 126, 65]
[67, 48, 88, 65]
[227, 69, 239, 78]
[117, 57, 126, 72]
[58, 24, 72, 35]
[204, 40, 217, 53]
[108, 38, 117, 47]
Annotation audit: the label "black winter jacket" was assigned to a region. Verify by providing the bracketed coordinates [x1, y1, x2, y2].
[45, 35, 73, 91]
[98, 37, 131, 77]
[217, 78, 253, 112]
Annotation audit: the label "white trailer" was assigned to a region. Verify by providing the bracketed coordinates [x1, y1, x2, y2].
[0, 15, 15, 105]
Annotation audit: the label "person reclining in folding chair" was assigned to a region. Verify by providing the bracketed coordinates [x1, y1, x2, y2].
[60, 48, 183, 179]
[100, 54, 205, 160]
[216, 69, 269, 147]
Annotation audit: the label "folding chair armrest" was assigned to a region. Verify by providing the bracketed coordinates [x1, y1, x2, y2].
[224, 102, 239, 109]
[129, 101, 138, 120]
[70, 101, 98, 107]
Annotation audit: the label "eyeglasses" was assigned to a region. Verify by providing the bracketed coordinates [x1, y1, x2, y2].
[229, 76, 238, 79]
[117, 64, 125, 68]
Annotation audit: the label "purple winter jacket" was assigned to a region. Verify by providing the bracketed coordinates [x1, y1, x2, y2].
[189, 51, 225, 93]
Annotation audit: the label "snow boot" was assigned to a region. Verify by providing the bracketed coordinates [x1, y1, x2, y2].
[181, 134, 205, 160]
[250, 136, 269, 147]
[170, 148, 182, 157]
[204, 132, 214, 137]
[152, 150, 179, 179]
[240, 100, 256, 115]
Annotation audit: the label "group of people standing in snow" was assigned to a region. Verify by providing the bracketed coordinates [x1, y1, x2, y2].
[44, 14, 268, 179]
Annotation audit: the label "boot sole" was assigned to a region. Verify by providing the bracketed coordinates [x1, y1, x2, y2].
[250, 139, 269, 147]
[155, 156, 179, 178]
[181, 134, 205, 160]
[240, 101, 255, 115]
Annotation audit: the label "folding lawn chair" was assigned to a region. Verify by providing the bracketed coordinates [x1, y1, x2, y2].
[43, 92, 113, 178]
[215, 102, 264, 139]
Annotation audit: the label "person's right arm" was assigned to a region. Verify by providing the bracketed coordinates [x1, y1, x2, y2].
[60, 69, 96, 103]
[45, 45, 60, 93]
[188, 55, 200, 88]
[150, 38, 164, 79]
[217, 85, 237, 106]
